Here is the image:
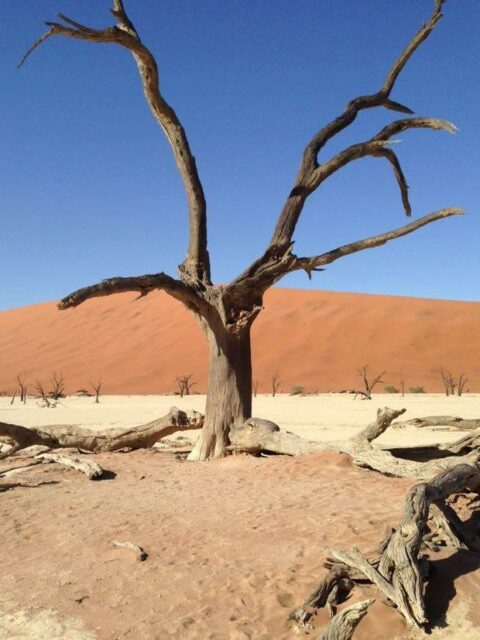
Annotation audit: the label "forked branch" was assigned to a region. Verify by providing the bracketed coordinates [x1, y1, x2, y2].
[267, 0, 448, 252]
[20, 2, 210, 285]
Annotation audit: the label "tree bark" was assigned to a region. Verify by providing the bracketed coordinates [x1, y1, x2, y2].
[188, 321, 252, 461]
[0, 407, 202, 458]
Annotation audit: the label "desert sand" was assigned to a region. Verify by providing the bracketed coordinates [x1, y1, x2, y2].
[1, 288, 480, 395]
[2, 394, 480, 639]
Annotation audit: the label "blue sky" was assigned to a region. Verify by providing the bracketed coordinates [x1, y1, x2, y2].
[1, 1, 478, 310]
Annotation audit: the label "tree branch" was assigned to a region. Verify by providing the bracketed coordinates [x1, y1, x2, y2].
[292, 208, 463, 274]
[230, 207, 462, 296]
[263, 0, 448, 254]
[20, 3, 211, 285]
[58, 273, 204, 311]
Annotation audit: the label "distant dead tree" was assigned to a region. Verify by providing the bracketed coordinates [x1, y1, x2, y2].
[10, 376, 28, 405]
[20, 0, 463, 459]
[400, 375, 407, 397]
[253, 379, 259, 398]
[91, 378, 103, 403]
[457, 373, 468, 397]
[438, 368, 457, 396]
[175, 375, 196, 398]
[271, 372, 281, 398]
[35, 381, 55, 408]
[355, 365, 386, 400]
[49, 372, 65, 400]
[17, 376, 28, 404]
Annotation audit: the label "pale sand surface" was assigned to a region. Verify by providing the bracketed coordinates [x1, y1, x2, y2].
[3, 393, 480, 445]
[1, 394, 480, 639]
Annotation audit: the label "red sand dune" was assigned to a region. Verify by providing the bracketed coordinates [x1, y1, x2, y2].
[0, 288, 479, 395]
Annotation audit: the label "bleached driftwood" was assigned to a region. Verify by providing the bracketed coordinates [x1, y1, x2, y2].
[112, 540, 148, 561]
[291, 462, 480, 636]
[35, 452, 104, 479]
[0, 407, 203, 459]
[396, 416, 480, 430]
[229, 418, 324, 456]
[230, 408, 480, 480]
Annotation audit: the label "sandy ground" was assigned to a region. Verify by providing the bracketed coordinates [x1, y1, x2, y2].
[1, 394, 480, 639]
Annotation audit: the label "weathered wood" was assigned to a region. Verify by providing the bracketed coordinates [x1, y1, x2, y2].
[319, 599, 374, 640]
[292, 461, 480, 635]
[399, 416, 480, 430]
[112, 540, 148, 561]
[0, 407, 203, 459]
[36, 452, 104, 479]
[229, 418, 323, 456]
[289, 566, 353, 626]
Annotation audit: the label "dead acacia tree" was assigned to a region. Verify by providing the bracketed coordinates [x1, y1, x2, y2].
[16, 376, 28, 404]
[271, 372, 281, 398]
[458, 373, 469, 396]
[20, 0, 462, 459]
[400, 373, 406, 397]
[90, 378, 103, 403]
[49, 371, 65, 400]
[355, 365, 385, 400]
[175, 375, 195, 398]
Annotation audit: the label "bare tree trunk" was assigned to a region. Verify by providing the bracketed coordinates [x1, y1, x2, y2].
[188, 321, 252, 461]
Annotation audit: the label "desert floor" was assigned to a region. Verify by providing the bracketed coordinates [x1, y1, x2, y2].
[1, 394, 480, 639]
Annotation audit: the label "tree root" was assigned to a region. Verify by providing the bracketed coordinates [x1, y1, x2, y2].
[0, 407, 203, 459]
[319, 599, 374, 640]
[112, 540, 148, 561]
[290, 462, 480, 636]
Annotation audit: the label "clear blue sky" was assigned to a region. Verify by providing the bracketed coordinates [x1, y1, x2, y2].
[1, 1, 478, 311]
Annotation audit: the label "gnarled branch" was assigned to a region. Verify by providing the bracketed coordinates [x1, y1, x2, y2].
[20, 3, 210, 285]
[58, 272, 204, 311]
[234, 0, 455, 295]
[291, 208, 463, 276]
[267, 0, 447, 252]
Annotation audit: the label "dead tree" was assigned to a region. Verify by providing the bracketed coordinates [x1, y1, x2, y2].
[49, 371, 65, 400]
[16, 376, 28, 404]
[34, 382, 54, 408]
[355, 365, 385, 400]
[400, 374, 406, 397]
[271, 372, 281, 398]
[253, 379, 259, 398]
[91, 378, 103, 403]
[20, 0, 463, 459]
[457, 373, 468, 396]
[175, 375, 195, 398]
[438, 368, 457, 396]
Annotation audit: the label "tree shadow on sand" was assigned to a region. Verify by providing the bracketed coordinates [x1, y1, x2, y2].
[424, 549, 480, 632]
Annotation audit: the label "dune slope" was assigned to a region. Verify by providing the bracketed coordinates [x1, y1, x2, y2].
[0, 288, 479, 394]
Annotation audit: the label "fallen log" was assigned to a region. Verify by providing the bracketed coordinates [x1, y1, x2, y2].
[291, 462, 480, 635]
[230, 408, 480, 480]
[0, 407, 203, 459]
[36, 452, 104, 479]
[398, 416, 480, 430]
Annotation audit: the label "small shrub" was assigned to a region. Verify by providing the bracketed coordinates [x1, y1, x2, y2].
[290, 385, 305, 396]
[409, 386, 426, 394]
[384, 385, 399, 393]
